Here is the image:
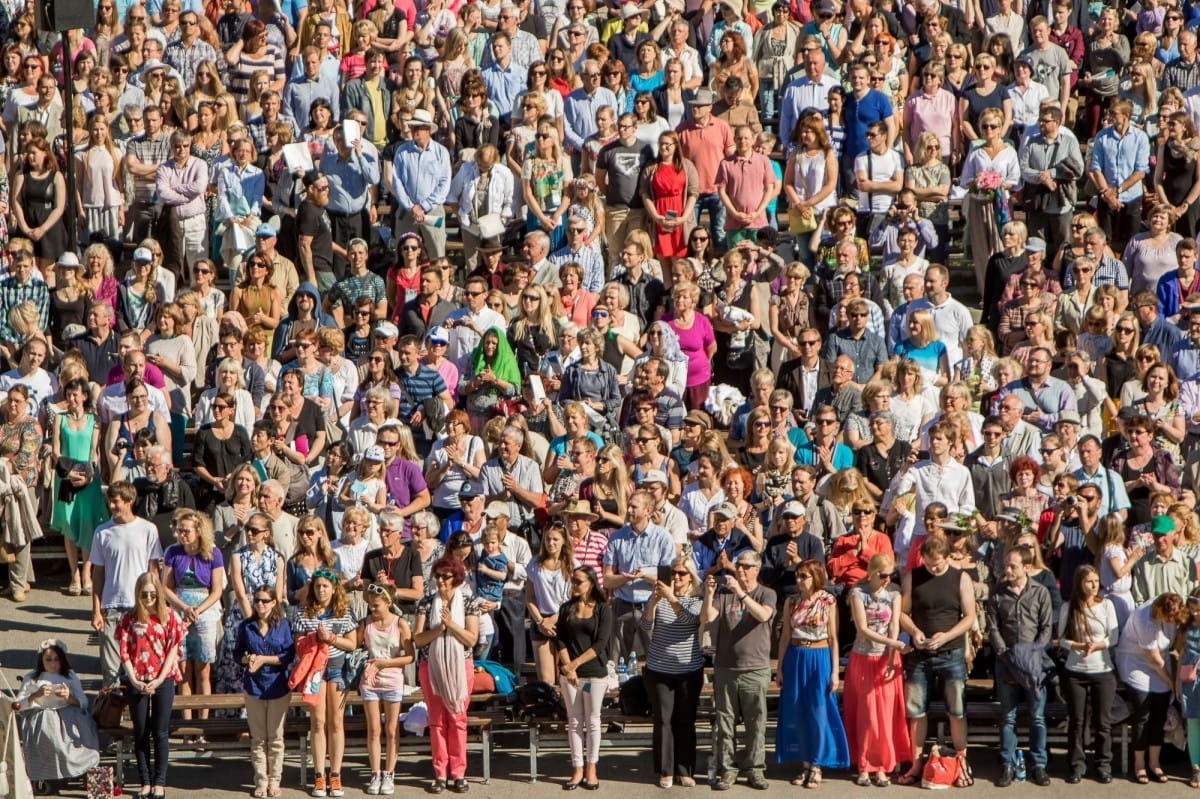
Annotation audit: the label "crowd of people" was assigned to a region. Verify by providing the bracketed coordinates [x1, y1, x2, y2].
[7, 0, 1200, 792]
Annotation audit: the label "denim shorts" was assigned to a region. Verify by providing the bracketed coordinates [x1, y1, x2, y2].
[324, 665, 346, 691]
[358, 684, 404, 703]
[904, 647, 967, 719]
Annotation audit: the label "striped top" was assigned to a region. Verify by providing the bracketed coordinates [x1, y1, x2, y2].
[569, 529, 609, 590]
[230, 47, 286, 98]
[638, 595, 703, 675]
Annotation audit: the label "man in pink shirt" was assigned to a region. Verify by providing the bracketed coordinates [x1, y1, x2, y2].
[714, 126, 780, 246]
[155, 130, 209, 282]
[677, 89, 735, 249]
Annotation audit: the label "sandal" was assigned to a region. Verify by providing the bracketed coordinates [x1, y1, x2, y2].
[1135, 769, 1150, 784]
[791, 767, 810, 786]
[873, 774, 891, 787]
[954, 752, 974, 788]
[854, 774, 872, 787]
[253, 788, 266, 798]
[267, 784, 282, 798]
[67, 583, 81, 596]
[658, 777, 673, 789]
[1151, 768, 1169, 783]
[805, 767, 822, 788]
[82, 583, 92, 594]
[1190, 766, 1200, 789]
[895, 768, 922, 787]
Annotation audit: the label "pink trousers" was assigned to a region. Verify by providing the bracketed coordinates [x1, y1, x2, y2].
[418, 659, 475, 779]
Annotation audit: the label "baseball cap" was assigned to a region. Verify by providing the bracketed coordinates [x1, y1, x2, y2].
[362, 445, 385, 462]
[427, 326, 450, 345]
[781, 500, 806, 519]
[132, 247, 154, 263]
[640, 469, 670, 487]
[712, 502, 737, 520]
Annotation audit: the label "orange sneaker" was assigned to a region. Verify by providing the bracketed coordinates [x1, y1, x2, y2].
[311, 775, 326, 797]
[328, 773, 344, 797]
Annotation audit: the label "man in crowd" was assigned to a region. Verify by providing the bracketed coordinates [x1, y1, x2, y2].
[596, 113, 653, 266]
[390, 109, 452, 258]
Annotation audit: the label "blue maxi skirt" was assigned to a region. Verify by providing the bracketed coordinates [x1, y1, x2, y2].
[775, 644, 850, 768]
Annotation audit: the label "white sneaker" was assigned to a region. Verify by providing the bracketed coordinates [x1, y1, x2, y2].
[380, 773, 395, 795]
[365, 774, 381, 795]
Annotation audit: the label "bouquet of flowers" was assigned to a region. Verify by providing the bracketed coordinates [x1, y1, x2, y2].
[970, 169, 1004, 199]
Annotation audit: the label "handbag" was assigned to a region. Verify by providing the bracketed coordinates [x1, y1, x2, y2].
[921, 747, 961, 790]
[788, 205, 817, 234]
[90, 687, 127, 729]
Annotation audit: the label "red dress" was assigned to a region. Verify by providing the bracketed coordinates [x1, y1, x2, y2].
[650, 163, 688, 258]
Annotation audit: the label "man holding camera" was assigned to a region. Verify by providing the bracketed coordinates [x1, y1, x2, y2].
[702, 550, 776, 791]
[869, 188, 938, 262]
[1043, 484, 1101, 593]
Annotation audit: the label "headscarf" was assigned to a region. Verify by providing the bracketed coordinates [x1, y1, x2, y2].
[470, 326, 522, 387]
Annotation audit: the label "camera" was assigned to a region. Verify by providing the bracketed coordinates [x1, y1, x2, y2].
[1063, 495, 1080, 508]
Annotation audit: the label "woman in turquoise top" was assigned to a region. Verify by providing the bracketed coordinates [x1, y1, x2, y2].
[893, 308, 949, 386]
[51, 378, 107, 596]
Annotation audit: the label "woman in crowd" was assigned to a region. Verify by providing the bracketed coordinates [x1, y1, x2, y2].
[664, 282, 717, 410]
[116, 571, 184, 799]
[1130, 361, 1186, 458]
[147, 304, 198, 462]
[427, 409, 487, 520]
[1126, 204, 1184, 293]
[768, 263, 813, 371]
[191, 392, 252, 510]
[413, 556, 480, 795]
[358, 582, 415, 797]
[162, 510, 225, 734]
[639, 556, 703, 789]
[461, 327, 521, 433]
[9, 639, 100, 784]
[233, 585, 293, 798]
[52, 378, 105, 596]
[1115, 592, 1188, 784]
[1058, 565, 1120, 784]
[12, 138, 69, 267]
[775, 558, 849, 787]
[844, 552, 909, 786]
[640, 130, 698, 270]
[508, 284, 558, 377]
[559, 328, 621, 431]
[0, 384, 40, 489]
[1111, 415, 1182, 529]
[556, 565, 611, 791]
[959, 106, 1020, 295]
[287, 516, 340, 606]
[525, 522, 574, 684]
[290, 568, 357, 798]
[523, 119, 573, 251]
[1152, 113, 1200, 238]
[214, 507, 282, 696]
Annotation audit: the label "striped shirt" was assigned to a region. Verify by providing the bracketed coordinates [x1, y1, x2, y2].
[0, 278, 47, 345]
[229, 47, 286, 99]
[570, 529, 610, 590]
[638, 595, 703, 674]
[395, 364, 447, 420]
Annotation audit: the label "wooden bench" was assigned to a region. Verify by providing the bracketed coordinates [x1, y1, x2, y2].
[100, 691, 504, 787]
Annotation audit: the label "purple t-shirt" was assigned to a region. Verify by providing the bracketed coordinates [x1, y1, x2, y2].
[163, 544, 225, 590]
[385, 457, 429, 509]
[664, 313, 715, 387]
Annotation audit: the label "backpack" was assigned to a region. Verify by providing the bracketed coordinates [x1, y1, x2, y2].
[618, 675, 652, 717]
[513, 680, 567, 722]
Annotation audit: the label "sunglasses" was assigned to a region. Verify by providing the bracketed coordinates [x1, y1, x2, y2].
[253, 596, 275, 604]
[366, 583, 389, 597]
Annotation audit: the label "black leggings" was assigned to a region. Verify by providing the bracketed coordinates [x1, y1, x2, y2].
[1063, 670, 1116, 776]
[643, 666, 704, 779]
[125, 679, 176, 787]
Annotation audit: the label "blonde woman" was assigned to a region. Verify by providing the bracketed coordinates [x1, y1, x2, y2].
[508, 283, 558, 376]
[959, 106, 1019, 295]
[768, 262, 812, 370]
[75, 113, 124, 243]
[522, 119, 573, 250]
[954, 326, 999, 406]
[904, 130, 951, 263]
[587, 443, 630, 531]
[894, 309, 950, 387]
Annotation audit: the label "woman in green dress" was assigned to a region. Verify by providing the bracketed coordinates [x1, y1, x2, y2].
[51, 378, 108, 596]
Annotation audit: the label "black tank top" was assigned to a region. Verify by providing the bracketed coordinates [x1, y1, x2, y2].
[910, 564, 965, 652]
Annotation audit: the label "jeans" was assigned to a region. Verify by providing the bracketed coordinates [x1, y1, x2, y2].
[1063, 669, 1116, 776]
[125, 679, 176, 787]
[995, 659, 1047, 768]
[643, 667, 704, 778]
[694, 193, 726, 250]
[903, 647, 966, 719]
[560, 676, 605, 767]
[712, 667, 770, 779]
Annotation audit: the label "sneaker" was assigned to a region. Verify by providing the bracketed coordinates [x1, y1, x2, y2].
[712, 774, 734, 792]
[328, 773, 344, 797]
[380, 773, 395, 795]
[746, 776, 769, 791]
[366, 774, 381, 795]
[311, 775, 327, 798]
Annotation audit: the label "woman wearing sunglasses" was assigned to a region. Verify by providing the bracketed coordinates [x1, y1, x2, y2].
[234, 587, 294, 798]
[413, 556, 480, 795]
[358, 582, 415, 796]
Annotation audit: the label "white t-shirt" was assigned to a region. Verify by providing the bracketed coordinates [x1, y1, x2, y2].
[854, 148, 903, 214]
[91, 517, 164, 609]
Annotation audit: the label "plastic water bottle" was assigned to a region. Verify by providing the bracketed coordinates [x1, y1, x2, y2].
[628, 652, 639, 677]
[617, 657, 628, 684]
[1015, 751, 1026, 782]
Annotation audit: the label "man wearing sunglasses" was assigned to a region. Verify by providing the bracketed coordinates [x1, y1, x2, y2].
[820, 298, 887, 387]
[443, 275, 506, 373]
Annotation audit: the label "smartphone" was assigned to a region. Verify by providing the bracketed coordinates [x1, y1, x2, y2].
[666, 210, 678, 220]
[657, 565, 674, 585]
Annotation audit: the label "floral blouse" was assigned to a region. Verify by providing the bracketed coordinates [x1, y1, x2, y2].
[850, 583, 900, 657]
[787, 589, 835, 643]
[115, 609, 186, 682]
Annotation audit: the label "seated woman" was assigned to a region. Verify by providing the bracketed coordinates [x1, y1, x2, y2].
[10, 639, 100, 784]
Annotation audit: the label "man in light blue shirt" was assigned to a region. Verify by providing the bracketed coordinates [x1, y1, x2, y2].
[1087, 98, 1149, 250]
[777, 46, 839, 153]
[603, 489, 676, 660]
[320, 125, 381, 264]
[481, 32, 526, 125]
[1073, 435, 1130, 522]
[282, 46, 339, 131]
[564, 60, 617, 153]
[390, 110, 451, 258]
